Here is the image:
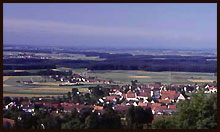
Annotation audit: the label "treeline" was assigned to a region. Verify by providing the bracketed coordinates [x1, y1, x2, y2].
[3, 70, 71, 76]
[3, 52, 217, 73]
[3, 64, 56, 70]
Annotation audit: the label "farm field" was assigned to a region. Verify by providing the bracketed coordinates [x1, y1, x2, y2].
[3, 51, 106, 61]
[3, 70, 217, 97]
[3, 75, 108, 97]
[87, 70, 217, 85]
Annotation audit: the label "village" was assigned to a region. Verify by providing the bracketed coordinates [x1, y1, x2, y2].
[3, 71, 217, 128]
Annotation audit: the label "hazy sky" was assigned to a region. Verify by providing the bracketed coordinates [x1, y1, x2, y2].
[3, 3, 217, 49]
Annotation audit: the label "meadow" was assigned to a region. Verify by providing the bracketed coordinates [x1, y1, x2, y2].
[3, 74, 109, 97]
[87, 70, 217, 85]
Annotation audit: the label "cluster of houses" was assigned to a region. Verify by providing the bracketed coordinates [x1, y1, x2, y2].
[4, 52, 49, 59]
[3, 71, 217, 128]
[3, 80, 217, 129]
[51, 73, 112, 86]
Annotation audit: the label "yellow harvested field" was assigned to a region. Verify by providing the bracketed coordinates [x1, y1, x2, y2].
[3, 76, 10, 81]
[22, 87, 89, 93]
[4, 76, 42, 78]
[128, 76, 150, 79]
[51, 69, 61, 71]
[3, 84, 11, 87]
[3, 93, 59, 97]
[136, 71, 150, 74]
[22, 87, 72, 92]
[188, 79, 215, 83]
[36, 82, 60, 86]
[78, 88, 89, 93]
[14, 70, 26, 72]
[136, 71, 162, 74]
[59, 67, 71, 70]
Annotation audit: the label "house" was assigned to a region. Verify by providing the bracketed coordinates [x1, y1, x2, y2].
[109, 86, 120, 91]
[34, 101, 44, 107]
[126, 90, 138, 101]
[94, 106, 104, 111]
[137, 91, 151, 101]
[114, 90, 122, 96]
[20, 101, 30, 107]
[138, 102, 148, 107]
[22, 104, 35, 113]
[161, 90, 176, 102]
[103, 80, 111, 84]
[43, 101, 60, 109]
[153, 105, 167, 115]
[175, 92, 186, 103]
[151, 103, 162, 114]
[3, 118, 15, 128]
[158, 99, 170, 104]
[205, 86, 217, 93]
[163, 105, 177, 114]
[153, 90, 161, 99]
[105, 95, 119, 102]
[4, 102, 16, 110]
[168, 105, 176, 111]
[62, 105, 75, 113]
[93, 105, 104, 115]
[98, 98, 104, 103]
[184, 86, 195, 93]
[61, 102, 74, 113]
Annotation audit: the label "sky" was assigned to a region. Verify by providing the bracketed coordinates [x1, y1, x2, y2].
[3, 3, 217, 50]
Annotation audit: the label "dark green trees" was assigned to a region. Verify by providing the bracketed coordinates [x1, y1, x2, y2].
[99, 107, 122, 129]
[85, 112, 100, 129]
[126, 106, 153, 129]
[61, 118, 82, 129]
[151, 116, 176, 129]
[152, 91, 217, 129]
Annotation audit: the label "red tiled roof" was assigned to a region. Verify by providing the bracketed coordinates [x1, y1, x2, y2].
[138, 91, 151, 97]
[114, 105, 128, 112]
[127, 90, 136, 98]
[21, 101, 30, 106]
[3, 118, 15, 127]
[208, 86, 216, 90]
[63, 106, 75, 112]
[127, 93, 135, 98]
[151, 103, 161, 110]
[106, 96, 117, 101]
[115, 90, 121, 94]
[158, 99, 170, 104]
[138, 102, 148, 107]
[94, 106, 104, 110]
[122, 93, 126, 98]
[168, 105, 176, 110]
[147, 103, 152, 108]
[174, 92, 181, 99]
[61, 102, 74, 106]
[154, 105, 167, 112]
[34, 102, 43, 105]
[161, 90, 176, 100]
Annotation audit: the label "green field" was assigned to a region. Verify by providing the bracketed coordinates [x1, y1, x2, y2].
[87, 70, 217, 85]
[3, 75, 111, 97]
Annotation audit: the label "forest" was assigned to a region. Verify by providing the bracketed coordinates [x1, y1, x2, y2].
[3, 50, 217, 74]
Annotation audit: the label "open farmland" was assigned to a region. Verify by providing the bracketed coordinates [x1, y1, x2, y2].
[88, 70, 217, 85]
[3, 75, 106, 97]
[3, 70, 217, 97]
